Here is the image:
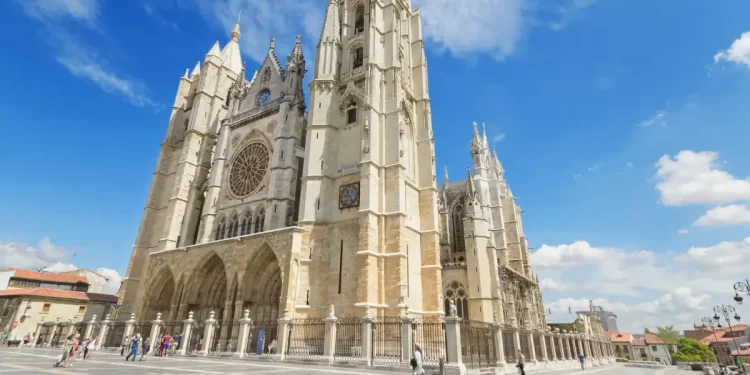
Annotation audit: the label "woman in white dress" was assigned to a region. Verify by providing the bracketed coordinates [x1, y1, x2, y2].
[412, 344, 425, 375]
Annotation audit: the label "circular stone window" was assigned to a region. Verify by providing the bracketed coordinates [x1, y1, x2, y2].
[229, 142, 270, 197]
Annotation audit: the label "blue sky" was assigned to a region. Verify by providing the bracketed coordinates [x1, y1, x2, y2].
[1, 0, 750, 332]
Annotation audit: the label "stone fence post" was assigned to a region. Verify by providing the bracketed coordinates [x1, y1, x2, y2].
[201, 311, 217, 356]
[237, 309, 252, 358]
[401, 312, 413, 364]
[492, 315, 506, 368]
[178, 311, 195, 356]
[47, 319, 59, 347]
[323, 305, 337, 363]
[96, 314, 111, 350]
[443, 314, 465, 373]
[124, 313, 136, 340]
[277, 313, 292, 360]
[84, 315, 97, 339]
[149, 313, 163, 356]
[361, 311, 373, 366]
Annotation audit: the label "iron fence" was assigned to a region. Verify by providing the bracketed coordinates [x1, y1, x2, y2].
[103, 322, 126, 348]
[372, 316, 402, 365]
[412, 316, 446, 366]
[460, 319, 497, 369]
[186, 322, 205, 356]
[533, 334, 543, 361]
[286, 318, 325, 358]
[36, 324, 52, 347]
[71, 322, 87, 338]
[210, 321, 241, 355]
[245, 320, 278, 356]
[132, 323, 152, 344]
[334, 317, 364, 361]
[50, 325, 66, 347]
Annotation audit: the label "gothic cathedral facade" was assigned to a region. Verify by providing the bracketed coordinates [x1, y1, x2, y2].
[119, 0, 545, 338]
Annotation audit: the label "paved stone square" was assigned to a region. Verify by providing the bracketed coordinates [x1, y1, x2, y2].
[0, 348, 691, 375]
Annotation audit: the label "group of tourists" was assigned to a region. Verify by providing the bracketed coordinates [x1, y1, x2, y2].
[52, 333, 98, 368]
[118, 331, 182, 361]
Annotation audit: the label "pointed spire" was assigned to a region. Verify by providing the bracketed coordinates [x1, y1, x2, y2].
[230, 22, 241, 42]
[319, 0, 341, 43]
[443, 165, 449, 183]
[182, 68, 189, 79]
[287, 34, 305, 67]
[471, 121, 482, 155]
[472, 121, 480, 142]
[190, 61, 201, 78]
[466, 166, 477, 201]
[269, 36, 275, 51]
[206, 41, 221, 59]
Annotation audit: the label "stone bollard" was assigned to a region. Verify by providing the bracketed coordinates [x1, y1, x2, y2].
[84, 315, 97, 339]
[201, 311, 217, 356]
[361, 310, 373, 366]
[178, 311, 195, 356]
[323, 305, 337, 363]
[96, 314, 111, 350]
[149, 313, 163, 356]
[237, 309, 252, 358]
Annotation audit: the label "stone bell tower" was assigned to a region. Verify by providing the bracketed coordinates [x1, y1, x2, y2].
[294, 0, 442, 316]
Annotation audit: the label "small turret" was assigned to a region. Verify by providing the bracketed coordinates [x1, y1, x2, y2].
[221, 22, 243, 74]
[205, 41, 222, 66]
[189, 62, 201, 79]
[466, 166, 478, 203]
[283, 35, 306, 102]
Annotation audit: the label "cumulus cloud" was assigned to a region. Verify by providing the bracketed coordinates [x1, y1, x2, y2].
[94, 267, 124, 295]
[694, 205, 750, 227]
[654, 151, 750, 206]
[17, 0, 101, 24]
[714, 31, 750, 68]
[534, 237, 750, 333]
[637, 109, 667, 127]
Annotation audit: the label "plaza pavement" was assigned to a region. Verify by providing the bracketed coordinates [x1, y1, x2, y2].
[0, 347, 692, 375]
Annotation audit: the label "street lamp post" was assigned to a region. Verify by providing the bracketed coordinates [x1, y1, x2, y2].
[734, 279, 750, 305]
[702, 317, 721, 365]
[713, 304, 742, 367]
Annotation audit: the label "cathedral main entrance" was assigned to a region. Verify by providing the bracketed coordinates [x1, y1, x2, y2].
[135, 228, 303, 338]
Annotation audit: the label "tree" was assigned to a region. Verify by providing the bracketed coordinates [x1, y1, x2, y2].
[655, 325, 681, 343]
[672, 338, 717, 363]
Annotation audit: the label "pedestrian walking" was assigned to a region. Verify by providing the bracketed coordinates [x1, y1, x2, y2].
[140, 337, 150, 361]
[85, 336, 97, 360]
[68, 334, 79, 367]
[53, 334, 74, 368]
[160, 333, 172, 356]
[125, 334, 141, 362]
[516, 349, 526, 375]
[411, 344, 425, 375]
[120, 335, 130, 356]
[22, 333, 30, 348]
[578, 353, 585, 370]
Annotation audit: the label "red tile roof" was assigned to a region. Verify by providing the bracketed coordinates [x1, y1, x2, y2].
[631, 338, 646, 346]
[700, 325, 750, 344]
[606, 331, 633, 343]
[0, 288, 117, 303]
[12, 269, 88, 284]
[644, 330, 668, 344]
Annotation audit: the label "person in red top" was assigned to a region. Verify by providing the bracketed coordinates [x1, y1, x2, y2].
[68, 334, 80, 367]
[160, 334, 172, 357]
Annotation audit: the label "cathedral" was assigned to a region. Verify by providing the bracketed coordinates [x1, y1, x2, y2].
[119, 0, 546, 341]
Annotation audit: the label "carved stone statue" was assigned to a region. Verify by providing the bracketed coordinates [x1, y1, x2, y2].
[449, 299, 457, 317]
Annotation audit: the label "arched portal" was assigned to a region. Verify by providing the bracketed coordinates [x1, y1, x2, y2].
[243, 244, 282, 323]
[143, 267, 176, 321]
[186, 253, 228, 323]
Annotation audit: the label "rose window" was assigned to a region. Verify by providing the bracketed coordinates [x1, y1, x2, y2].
[257, 89, 271, 107]
[228, 143, 269, 197]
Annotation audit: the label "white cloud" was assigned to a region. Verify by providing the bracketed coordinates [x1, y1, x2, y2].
[94, 267, 124, 295]
[637, 109, 667, 127]
[492, 133, 506, 143]
[0, 238, 68, 271]
[654, 151, 750, 206]
[694, 205, 750, 227]
[535, 237, 750, 333]
[548, 0, 600, 32]
[678, 228, 689, 235]
[44, 262, 78, 272]
[714, 31, 750, 68]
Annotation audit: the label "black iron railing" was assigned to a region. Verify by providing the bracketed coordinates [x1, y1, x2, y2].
[334, 317, 363, 361]
[286, 318, 325, 358]
[412, 315, 446, 366]
[460, 319, 497, 369]
[372, 316, 402, 365]
[245, 320, 278, 356]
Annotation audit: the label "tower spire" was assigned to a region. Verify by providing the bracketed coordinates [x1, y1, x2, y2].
[482, 122, 489, 148]
[230, 19, 241, 42]
[466, 166, 477, 201]
[443, 165, 449, 183]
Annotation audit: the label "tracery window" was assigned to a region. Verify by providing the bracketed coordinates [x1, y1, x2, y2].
[443, 281, 469, 319]
[254, 208, 265, 233]
[230, 214, 239, 237]
[228, 142, 270, 197]
[261, 67, 271, 84]
[451, 201, 466, 254]
[346, 99, 357, 124]
[354, 4, 365, 35]
[352, 46, 364, 69]
[215, 217, 227, 240]
[241, 210, 253, 235]
[257, 89, 271, 107]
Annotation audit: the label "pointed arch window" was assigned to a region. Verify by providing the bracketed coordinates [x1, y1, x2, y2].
[351, 45, 364, 69]
[241, 210, 253, 235]
[346, 99, 358, 124]
[215, 217, 227, 241]
[257, 89, 271, 107]
[444, 281, 469, 319]
[354, 4, 365, 35]
[254, 208, 265, 233]
[230, 213, 240, 237]
[451, 201, 466, 254]
[261, 67, 271, 84]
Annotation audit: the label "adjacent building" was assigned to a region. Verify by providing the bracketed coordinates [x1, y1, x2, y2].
[58, 269, 112, 294]
[0, 269, 118, 341]
[697, 324, 750, 366]
[577, 300, 618, 332]
[606, 329, 677, 364]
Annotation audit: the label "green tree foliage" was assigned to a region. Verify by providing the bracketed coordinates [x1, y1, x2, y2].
[656, 325, 681, 342]
[672, 338, 717, 362]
